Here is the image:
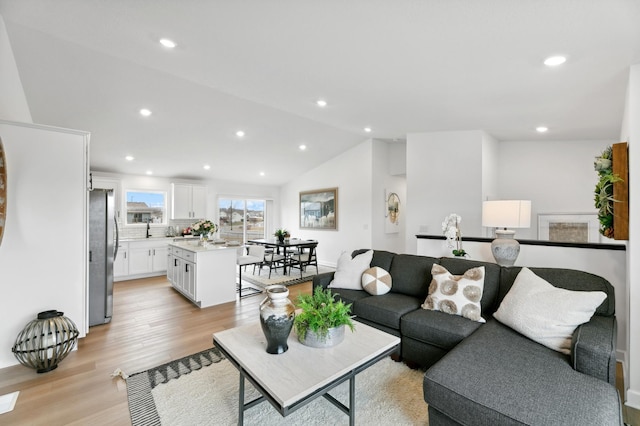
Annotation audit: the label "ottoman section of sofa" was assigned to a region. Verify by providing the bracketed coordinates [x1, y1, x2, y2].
[423, 320, 623, 425]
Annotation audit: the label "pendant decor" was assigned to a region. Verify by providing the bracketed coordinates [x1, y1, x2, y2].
[259, 285, 295, 354]
[12, 310, 79, 373]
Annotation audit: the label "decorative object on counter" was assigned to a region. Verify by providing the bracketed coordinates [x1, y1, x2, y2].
[442, 213, 466, 257]
[273, 228, 290, 243]
[0, 137, 6, 246]
[259, 285, 296, 354]
[294, 287, 354, 348]
[190, 219, 218, 240]
[482, 200, 531, 266]
[12, 310, 79, 373]
[593, 145, 622, 238]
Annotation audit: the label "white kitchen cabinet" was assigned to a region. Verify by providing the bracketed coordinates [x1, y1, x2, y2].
[91, 175, 122, 223]
[121, 239, 170, 279]
[167, 242, 236, 307]
[113, 242, 129, 280]
[171, 183, 207, 219]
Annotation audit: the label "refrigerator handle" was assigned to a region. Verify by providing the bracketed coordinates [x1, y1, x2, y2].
[113, 215, 119, 260]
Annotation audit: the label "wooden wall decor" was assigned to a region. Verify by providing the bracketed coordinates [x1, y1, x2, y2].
[612, 142, 629, 240]
[0, 137, 6, 246]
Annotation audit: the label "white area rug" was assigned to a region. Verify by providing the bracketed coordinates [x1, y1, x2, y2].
[128, 348, 428, 425]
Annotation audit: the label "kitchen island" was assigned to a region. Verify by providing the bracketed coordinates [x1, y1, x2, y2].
[167, 241, 238, 308]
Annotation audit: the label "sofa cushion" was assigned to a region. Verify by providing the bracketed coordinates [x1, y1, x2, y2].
[328, 288, 371, 307]
[494, 267, 606, 355]
[328, 250, 373, 290]
[353, 293, 422, 330]
[439, 257, 502, 316]
[388, 254, 439, 299]
[401, 308, 483, 351]
[352, 249, 395, 271]
[422, 264, 486, 323]
[423, 320, 623, 426]
[361, 266, 392, 295]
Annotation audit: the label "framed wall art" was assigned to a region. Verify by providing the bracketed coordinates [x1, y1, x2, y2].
[538, 213, 600, 243]
[300, 187, 338, 230]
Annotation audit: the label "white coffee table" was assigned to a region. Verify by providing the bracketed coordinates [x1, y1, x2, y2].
[213, 321, 400, 425]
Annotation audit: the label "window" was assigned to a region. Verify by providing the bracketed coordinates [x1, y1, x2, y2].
[125, 190, 167, 225]
[218, 198, 266, 243]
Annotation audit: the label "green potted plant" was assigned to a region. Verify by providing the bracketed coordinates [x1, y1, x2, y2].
[274, 228, 290, 243]
[594, 146, 622, 238]
[293, 287, 355, 348]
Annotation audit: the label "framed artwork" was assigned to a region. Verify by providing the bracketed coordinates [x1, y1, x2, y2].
[385, 191, 400, 234]
[300, 188, 338, 230]
[538, 213, 600, 243]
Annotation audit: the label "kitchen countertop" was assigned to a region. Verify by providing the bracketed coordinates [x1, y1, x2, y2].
[169, 241, 239, 253]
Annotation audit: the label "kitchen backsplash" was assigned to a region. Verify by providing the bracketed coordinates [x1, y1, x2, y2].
[118, 219, 198, 239]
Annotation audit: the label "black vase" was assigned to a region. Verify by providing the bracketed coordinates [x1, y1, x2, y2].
[259, 285, 295, 354]
[277, 235, 285, 243]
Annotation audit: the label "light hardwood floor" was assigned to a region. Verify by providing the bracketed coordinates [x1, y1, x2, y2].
[0, 276, 311, 426]
[0, 276, 636, 425]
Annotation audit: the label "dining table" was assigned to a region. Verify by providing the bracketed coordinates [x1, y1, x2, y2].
[247, 238, 318, 274]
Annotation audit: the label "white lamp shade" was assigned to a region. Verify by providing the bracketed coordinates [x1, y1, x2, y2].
[482, 200, 531, 229]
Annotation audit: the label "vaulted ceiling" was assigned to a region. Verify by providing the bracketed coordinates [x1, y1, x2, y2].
[2, 0, 639, 184]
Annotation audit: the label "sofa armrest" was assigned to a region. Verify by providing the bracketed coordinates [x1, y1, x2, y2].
[571, 315, 617, 386]
[312, 272, 335, 290]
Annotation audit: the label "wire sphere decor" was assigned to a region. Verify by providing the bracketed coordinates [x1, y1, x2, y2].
[12, 310, 79, 373]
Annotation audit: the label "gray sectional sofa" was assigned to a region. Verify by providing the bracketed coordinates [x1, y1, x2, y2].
[313, 249, 623, 425]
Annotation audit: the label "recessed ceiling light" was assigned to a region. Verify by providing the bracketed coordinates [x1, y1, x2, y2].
[159, 38, 177, 49]
[203, 164, 211, 170]
[364, 127, 372, 133]
[125, 155, 134, 161]
[259, 172, 265, 176]
[236, 130, 245, 138]
[536, 126, 549, 133]
[139, 108, 152, 117]
[146, 170, 153, 175]
[316, 99, 327, 108]
[543, 56, 566, 67]
[299, 144, 307, 151]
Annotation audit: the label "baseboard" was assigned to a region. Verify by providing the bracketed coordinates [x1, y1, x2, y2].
[626, 389, 640, 410]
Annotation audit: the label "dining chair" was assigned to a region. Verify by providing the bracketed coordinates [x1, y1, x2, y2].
[288, 242, 318, 278]
[264, 250, 287, 278]
[236, 245, 265, 298]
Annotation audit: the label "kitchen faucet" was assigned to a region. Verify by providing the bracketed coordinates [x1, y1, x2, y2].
[146, 219, 150, 238]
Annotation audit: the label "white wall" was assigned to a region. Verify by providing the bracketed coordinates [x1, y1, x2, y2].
[372, 139, 406, 254]
[621, 63, 640, 409]
[0, 15, 31, 122]
[0, 121, 89, 369]
[405, 131, 485, 254]
[280, 140, 373, 266]
[498, 139, 617, 240]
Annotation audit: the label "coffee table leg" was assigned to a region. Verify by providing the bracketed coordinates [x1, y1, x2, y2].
[238, 372, 245, 426]
[349, 376, 355, 426]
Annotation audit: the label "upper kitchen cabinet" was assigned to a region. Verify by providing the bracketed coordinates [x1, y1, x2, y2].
[91, 175, 122, 222]
[171, 183, 207, 219]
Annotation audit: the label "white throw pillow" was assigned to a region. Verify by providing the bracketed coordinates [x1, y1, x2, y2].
[422, 264, 486, 323]
[328, 250, 374, 290]
[493, 267, 607, 355]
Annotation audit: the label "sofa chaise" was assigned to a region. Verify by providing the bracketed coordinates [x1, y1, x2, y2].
[313, 249, 622, 425]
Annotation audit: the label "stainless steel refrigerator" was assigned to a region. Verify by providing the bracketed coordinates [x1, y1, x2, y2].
[89, 189, 118, 326]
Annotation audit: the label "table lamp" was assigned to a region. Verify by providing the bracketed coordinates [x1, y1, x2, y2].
[482, 200, 531, 266]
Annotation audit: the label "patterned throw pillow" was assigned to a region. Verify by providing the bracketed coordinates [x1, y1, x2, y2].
[422, 264, 486, 323]
[361, 266, 392, 295]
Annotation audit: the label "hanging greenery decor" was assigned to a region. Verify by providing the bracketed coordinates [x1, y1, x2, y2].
[593, 146, 622, 238]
